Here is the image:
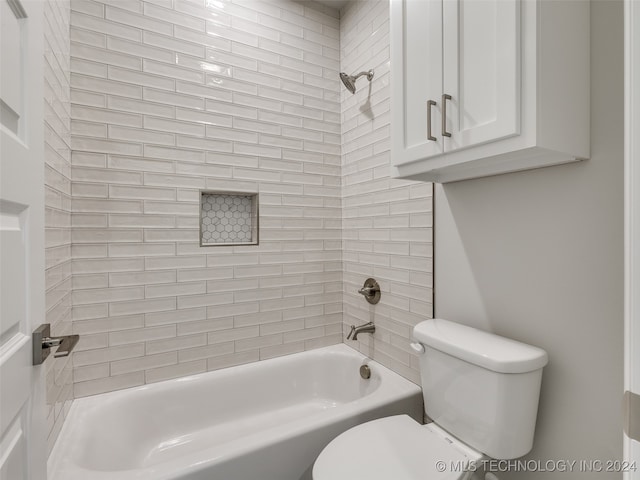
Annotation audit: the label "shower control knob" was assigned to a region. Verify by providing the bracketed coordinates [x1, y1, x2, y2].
[357, 278, 381, 304]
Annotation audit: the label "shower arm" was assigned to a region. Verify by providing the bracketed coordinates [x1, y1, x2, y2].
[352, 70, 374, 81]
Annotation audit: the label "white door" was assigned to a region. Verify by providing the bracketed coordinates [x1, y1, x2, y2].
[390, 0, 443, 166]
[625, 0, 640, 476]
[442, 0, 520, 153]
[0, 0, 48, 479]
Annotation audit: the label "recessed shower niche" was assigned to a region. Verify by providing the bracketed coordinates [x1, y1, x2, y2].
[200, 191, 259, 247]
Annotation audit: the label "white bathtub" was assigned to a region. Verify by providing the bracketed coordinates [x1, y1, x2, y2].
[49, 344, 423, 480]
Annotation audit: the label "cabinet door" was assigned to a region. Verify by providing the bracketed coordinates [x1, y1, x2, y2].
[442, 0, 520, 153]
[391, 0, 443, 166]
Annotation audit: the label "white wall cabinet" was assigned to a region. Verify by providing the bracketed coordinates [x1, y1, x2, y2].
[391, 0, 590, 183]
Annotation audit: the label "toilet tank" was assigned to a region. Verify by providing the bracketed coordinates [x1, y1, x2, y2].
[413, 319, 548, 460]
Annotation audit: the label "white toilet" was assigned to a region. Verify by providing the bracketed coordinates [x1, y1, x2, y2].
[313, 319, 549, 480]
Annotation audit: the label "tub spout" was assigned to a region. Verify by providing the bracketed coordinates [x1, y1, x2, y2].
[347, 322, 375, 341]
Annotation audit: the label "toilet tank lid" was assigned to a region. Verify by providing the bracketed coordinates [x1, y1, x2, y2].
[413, 319, 549, 373]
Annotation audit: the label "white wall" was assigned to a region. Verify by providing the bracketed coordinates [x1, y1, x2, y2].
[435, 2, 624, 478]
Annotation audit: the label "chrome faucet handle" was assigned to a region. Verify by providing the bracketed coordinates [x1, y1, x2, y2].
[358, 286, 376, 296]
[347, 325, 356, 340]
[357, 278, 381, 304]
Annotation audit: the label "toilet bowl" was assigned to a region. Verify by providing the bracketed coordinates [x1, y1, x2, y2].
[312, 319, 548, 480]
[313, 415, 483, 480]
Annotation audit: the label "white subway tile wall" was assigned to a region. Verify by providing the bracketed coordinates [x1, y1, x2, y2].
[69, 0, 345, 396]
[65, 0, 432, 400]
[340, 0, 432, 385]
[44, 0, 73, 454]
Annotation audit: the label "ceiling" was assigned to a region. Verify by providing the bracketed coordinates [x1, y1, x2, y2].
[313, 0, 350, 11]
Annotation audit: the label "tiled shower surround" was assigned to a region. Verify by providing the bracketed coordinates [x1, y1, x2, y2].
[66, 0, 432, 398]
[340, 0, 431, 384]
[69, 0, 344, 397]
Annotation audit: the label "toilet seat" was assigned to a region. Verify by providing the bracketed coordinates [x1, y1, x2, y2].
[312, 415, 482, 480]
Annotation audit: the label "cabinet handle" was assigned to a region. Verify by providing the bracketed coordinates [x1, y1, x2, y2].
[442, 94, 452, 137]
[427, 100, 437, 141]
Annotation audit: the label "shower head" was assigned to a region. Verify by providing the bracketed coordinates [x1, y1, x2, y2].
[339, 69, 374, 94]
[339, 72, 356, 94]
